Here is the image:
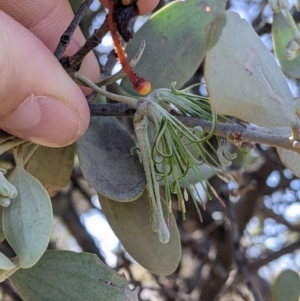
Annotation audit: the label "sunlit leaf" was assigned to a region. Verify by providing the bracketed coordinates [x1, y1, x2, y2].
[0, 257, 20, 282]
[26, 145, 75, 197]
[10, 250, 137, 301]
[205, 11, 298, 129]
[2, 164, 52, 268]
[272, 270, 300, 301]
[272, 11, 300, 78]
[274, 127, 300, 177]
[77, 117, 145, 202]
[0, 252, 15, 270]
[294, 97, 300, 118]
[277, 147, 300, 177]
[0, 207, 5, 242]
[121, 0, 227, 94]
[99, 191, 181, 275]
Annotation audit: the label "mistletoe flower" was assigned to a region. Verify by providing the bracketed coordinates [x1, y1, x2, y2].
[133, 83, 236, 243]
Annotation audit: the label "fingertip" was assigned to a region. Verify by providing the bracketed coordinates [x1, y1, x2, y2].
[0, 95, 90, 147]
[0, 0, 101, 96]
[137, 0, 160, 15]
[99, 0, 159, 15]
[0, 12, 90, 147]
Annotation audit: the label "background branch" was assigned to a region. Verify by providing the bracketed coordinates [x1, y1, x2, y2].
[249, 240, 300, 272]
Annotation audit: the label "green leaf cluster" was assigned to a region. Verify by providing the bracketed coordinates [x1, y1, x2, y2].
[1, 0, 300, 300]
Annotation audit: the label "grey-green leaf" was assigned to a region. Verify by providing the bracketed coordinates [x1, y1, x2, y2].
[277, 147, 300, 177]
[2, 165, 52, 268]
[0, 252, 15, 271]
[121, 0, 226, 94]
[205, 11, 298, 129]
[10, 250, 137, 301]
[272, 270, 300, 301]
[0, 257, 20, 282]
[272, 11, 300, 78]
[77, 117, 145, 202]
[99, 191, 181, 275]
[26, 145, 75, 197]
[0, 207, 5, 242]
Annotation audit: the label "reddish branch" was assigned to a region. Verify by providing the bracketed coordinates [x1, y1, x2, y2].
[107, 0, 151, 95]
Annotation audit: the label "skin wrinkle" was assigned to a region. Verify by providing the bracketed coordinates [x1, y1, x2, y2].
[0, 11, 90, 128]
[0, 1, 56, 30]
[0, 0, 100, 117]
[0, 12, 20, 108]
[28, 5, 67, 50]
[0, 0, 61, 28]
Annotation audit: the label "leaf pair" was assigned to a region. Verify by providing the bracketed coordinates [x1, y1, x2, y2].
[204, 11, 299, 132]
[9, 251, 139, 301]
[2, 148, 52, 270]
[77, 117, 181, 275]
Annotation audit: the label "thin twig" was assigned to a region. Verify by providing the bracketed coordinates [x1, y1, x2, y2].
[260, 205, 300, 233]
[227, 200, 263, 301]
[75, 73, 138, 107]
[214, 268, 238, 301]
[58, 14, 108, 76]
[89, 103, 136, 116]
[249, 239, 300, 272]
[88, 103, 300, 155]
[180, 230, 228, 280]
[100, 50, 118, 80]
[54, 0, 93, 59]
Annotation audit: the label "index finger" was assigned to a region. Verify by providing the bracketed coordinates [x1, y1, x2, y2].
[0, 0, 100, 86]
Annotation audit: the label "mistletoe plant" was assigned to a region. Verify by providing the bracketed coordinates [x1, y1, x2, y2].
[1, 0, 300, 300]
[76, 71, 233, 244]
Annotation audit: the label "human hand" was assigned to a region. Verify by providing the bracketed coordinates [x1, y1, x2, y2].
[0, 0, 99, 147]
[0, 0, 158, 148]
[100, 0, 160, 15]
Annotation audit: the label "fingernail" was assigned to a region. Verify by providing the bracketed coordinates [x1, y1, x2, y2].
[0, 95, 82, 147]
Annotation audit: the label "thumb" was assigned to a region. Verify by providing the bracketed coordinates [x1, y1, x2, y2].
[0, 11, 90, 147]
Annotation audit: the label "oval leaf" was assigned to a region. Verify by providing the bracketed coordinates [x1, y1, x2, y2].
[205, 11, 298, 129]
[0, 257, 20, 283]
[272, 270, 300, 301]
[277, 147, 300, 177]
[99, 191, 181, 275]
[275, 127, 300, 176]
[272, 11, 300, 79]
[77, 117, 145, 202]
[0, 252, 15, 271]
[26, 145, 75, 197]
[121, 0, 226, 94]
[10, 250, 137, 301]
[0, 207, 5, 242]
[2, 166, 53, 268]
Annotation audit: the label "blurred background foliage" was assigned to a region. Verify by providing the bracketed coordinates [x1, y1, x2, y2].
[1, 0, 300, 300]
